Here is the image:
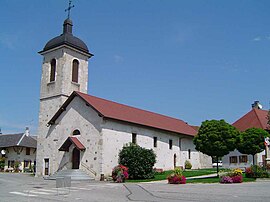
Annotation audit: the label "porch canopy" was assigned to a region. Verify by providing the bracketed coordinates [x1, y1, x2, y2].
[59, 137, 85, 151]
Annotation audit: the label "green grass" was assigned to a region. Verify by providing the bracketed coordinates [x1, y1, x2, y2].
[126, 168, 218, 183]
[187, 175, 256, 183]
[126, 169, 257, 183]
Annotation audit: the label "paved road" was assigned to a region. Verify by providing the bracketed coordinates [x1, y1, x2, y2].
[0, 173, 269, 201]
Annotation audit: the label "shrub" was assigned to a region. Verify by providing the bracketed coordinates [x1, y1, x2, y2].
[245, 165, 269, 178]
[167, 168, 186, 184]
[185, 160, 192, 169]
[14, 161, 21, 172]
[112, 165, 129, 183]
[0, 157, 5, 171]
[119, 143, 156, 179]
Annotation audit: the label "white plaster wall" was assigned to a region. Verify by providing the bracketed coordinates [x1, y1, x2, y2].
[101, 120, 208, 177]
[222, 149, 254, 169]
[3, 147, 36, 171]
[36, 96, 102, 179]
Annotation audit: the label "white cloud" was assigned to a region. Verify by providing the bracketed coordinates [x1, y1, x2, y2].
[253, 36, 261, 41]
[113, 55, 124, 63]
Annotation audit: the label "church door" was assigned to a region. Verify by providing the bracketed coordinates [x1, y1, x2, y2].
[72, 148, 80, 169]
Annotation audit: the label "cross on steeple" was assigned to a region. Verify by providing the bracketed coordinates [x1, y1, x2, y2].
[65, 0, 75, 19]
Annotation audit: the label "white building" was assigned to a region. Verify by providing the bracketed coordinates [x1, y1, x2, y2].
[0, 128, 37, 172]
[36, 17, 211, 180]
[222, 101, 268, 169]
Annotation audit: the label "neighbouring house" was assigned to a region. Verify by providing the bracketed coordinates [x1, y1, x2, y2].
[222, 101, 268, 169]
[0, 127, 37, 172]
[36, 17, 212, 180]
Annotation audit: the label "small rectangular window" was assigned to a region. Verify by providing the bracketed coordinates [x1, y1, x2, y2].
[169, 139, 173, 150]
[188, 149, 191, 159]
[8, 160, 15, 168]
[239, 155, 248, 163]
[132, 133, 137, 144]
[26, 148, 30, 155]
[153, 137, 157, 148]
[24, 160, 31, 168]
[230, 156, 238, 163]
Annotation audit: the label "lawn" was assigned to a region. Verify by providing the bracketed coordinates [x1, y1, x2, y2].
[126, 168, 219, 183]
[187, 175, 256, 183]
[126, 168, 256, 183]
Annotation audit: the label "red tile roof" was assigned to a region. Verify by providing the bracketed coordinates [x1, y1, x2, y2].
[59, 137, 85, 151]
[232, 108, 269, 131]
[49, 91, 197, 137]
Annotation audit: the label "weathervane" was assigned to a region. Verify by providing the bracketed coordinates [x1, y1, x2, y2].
[65, 0, 75, 19]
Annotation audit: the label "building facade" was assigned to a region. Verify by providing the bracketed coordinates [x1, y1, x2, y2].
[36, 17, 211, 180]
[0, 128, 37, 172]
[222, 102, 268, 169]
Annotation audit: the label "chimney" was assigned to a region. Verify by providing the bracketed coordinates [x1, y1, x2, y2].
[252, 101, 262, 109]
[25, 127, 30, 136]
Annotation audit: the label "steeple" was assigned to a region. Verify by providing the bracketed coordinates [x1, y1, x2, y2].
[63, 18, 73, 34]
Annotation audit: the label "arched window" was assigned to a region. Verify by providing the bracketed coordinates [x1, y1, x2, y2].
[72, 59, 79, 83]
[50, 59, 56, 82]
[73, 129, 80, 136]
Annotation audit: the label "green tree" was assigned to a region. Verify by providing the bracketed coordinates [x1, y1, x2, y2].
[118, 143, 156, 179]
[237, 128, 269, 165]
[193, 120, 239, 175]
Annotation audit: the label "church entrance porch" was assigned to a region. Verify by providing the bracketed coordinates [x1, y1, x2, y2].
[59, 137, 85, 170]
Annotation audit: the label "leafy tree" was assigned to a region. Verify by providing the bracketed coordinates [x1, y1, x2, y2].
[118, 143, 156, 179]
[193, 119, 239, 175]
[237, 128, 269, 165]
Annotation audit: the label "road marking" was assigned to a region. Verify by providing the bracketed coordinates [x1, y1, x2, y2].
[10, 191, 37, 197]
[28, 190, 51, 195]
[35, 188, 58, 193]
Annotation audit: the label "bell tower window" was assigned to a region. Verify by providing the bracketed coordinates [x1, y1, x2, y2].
[72, 59, 79, 83]
[50, 59, 56, 82]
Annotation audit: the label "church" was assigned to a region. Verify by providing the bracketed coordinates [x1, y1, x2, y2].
[36, 15, 211, 180]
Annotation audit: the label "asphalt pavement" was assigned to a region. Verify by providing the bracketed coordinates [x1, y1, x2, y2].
[0, 172, 269, 202]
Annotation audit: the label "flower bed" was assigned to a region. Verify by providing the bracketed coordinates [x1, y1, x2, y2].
[219, 168, 243, 184]
[112, 165, 129, 183]
[167, 168, 186, 184]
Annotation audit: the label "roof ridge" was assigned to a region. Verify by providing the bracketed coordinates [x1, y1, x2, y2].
[0, 133, 24, 136]
[254, 108, 267, 129]
[17, 133, 26, 146]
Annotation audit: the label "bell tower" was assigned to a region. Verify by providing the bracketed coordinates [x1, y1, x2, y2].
[38, 17, 93, 131]
[36, 15, 93, 176]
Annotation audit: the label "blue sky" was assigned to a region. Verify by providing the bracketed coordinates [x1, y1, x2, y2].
[1, 0, 270, 135]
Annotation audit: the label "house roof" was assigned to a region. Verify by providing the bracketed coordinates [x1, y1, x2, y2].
[0, 133, 37, 148]
[48, 91, 197, 137]
[232, 108, 269, 131]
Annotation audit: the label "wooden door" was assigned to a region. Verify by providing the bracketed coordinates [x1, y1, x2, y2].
[72, 148, 80, 169]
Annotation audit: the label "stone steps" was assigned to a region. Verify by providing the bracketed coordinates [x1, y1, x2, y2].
[45, 169, 94, 181]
